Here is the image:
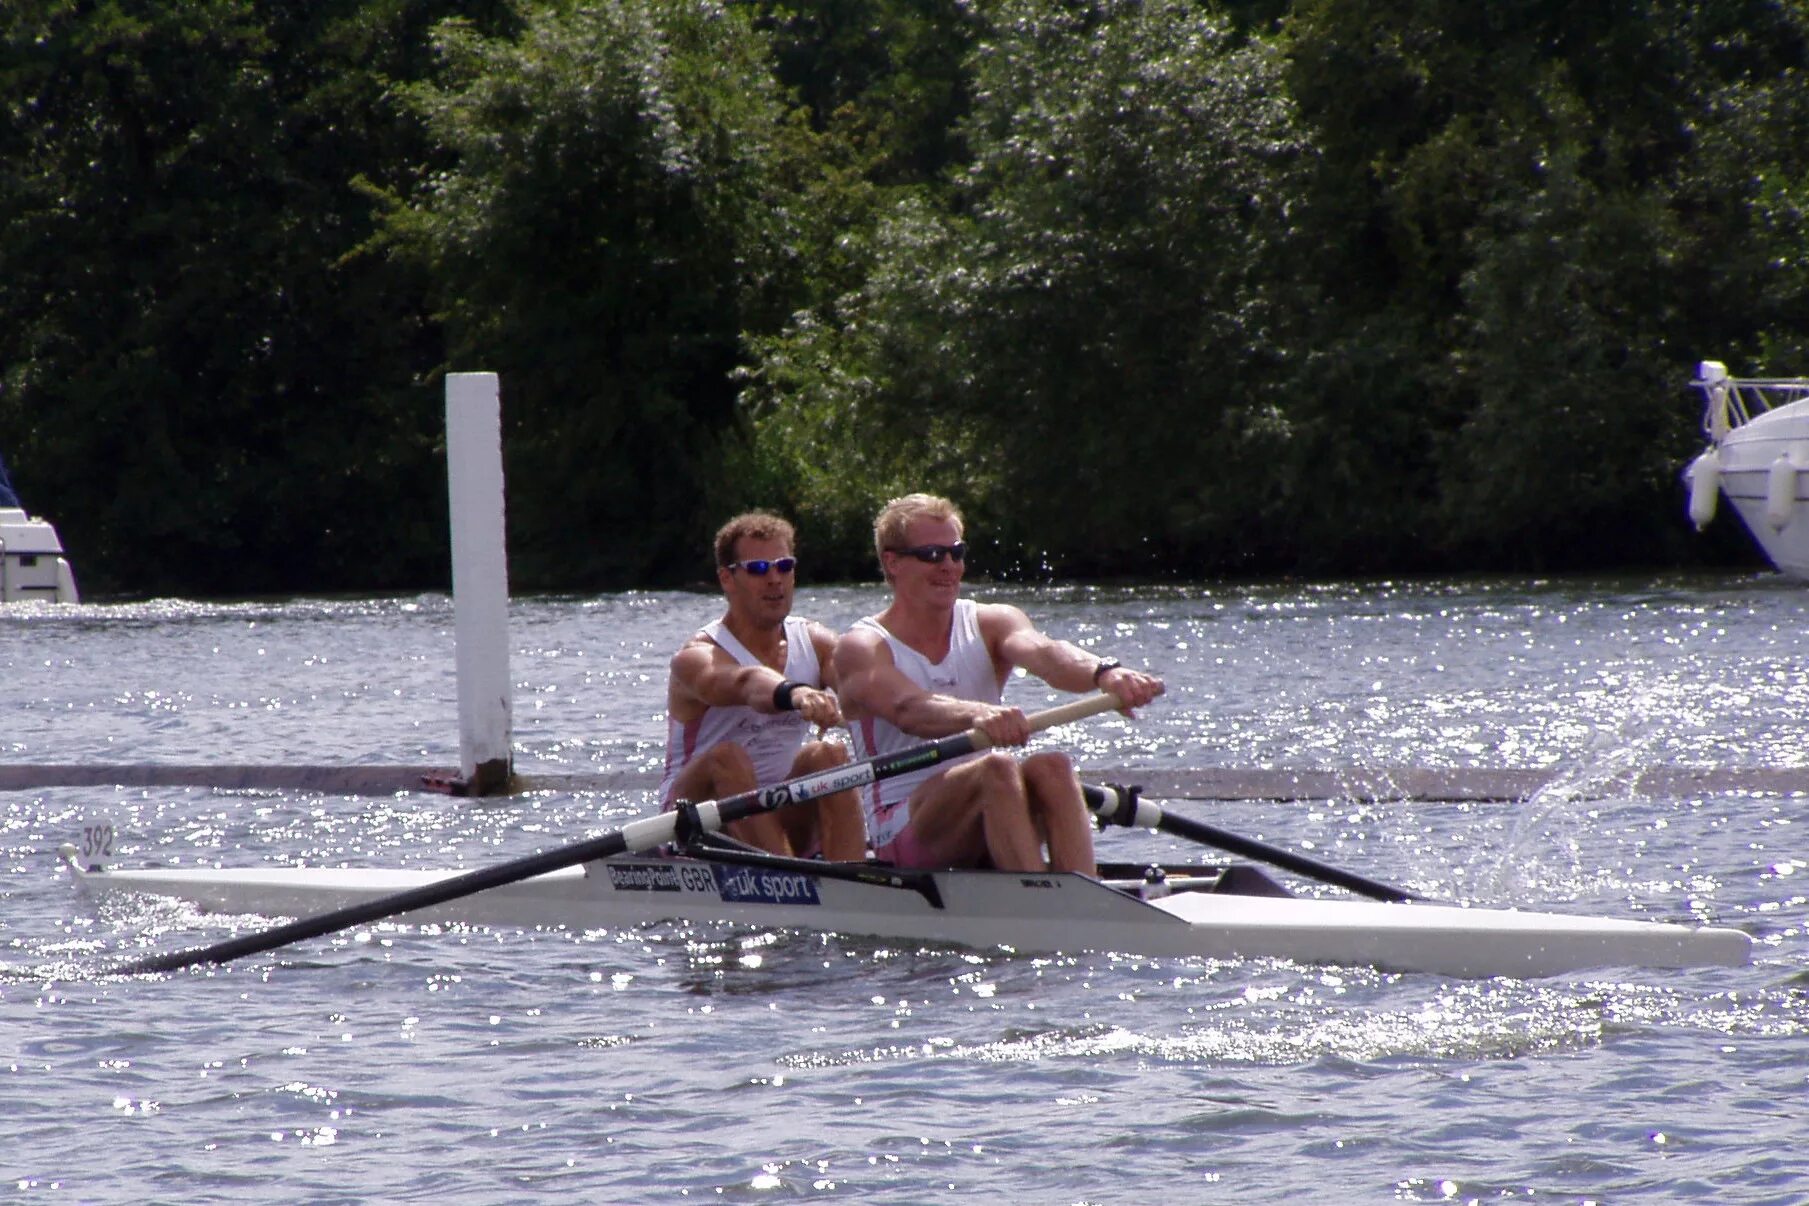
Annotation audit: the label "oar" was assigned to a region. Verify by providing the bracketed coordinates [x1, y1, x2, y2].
[1083, 783, 1424, 902]
[118, 692, 1124, 976]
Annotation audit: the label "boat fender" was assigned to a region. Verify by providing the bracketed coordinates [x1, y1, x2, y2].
[1686, 449, 1720, 530]
[1765, 455, 1797, 531]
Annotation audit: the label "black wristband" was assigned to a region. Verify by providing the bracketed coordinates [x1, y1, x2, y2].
[773, 679, 805, 711]
[1092, 658, 1122, 684]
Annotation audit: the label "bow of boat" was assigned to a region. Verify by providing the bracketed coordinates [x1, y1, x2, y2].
[1149, 891, 1751, 979]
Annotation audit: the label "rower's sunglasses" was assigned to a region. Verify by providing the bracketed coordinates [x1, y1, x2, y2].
[727, 556, 796, 576]
[889, 541, 967, 564]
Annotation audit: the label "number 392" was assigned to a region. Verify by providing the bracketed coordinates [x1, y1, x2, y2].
[80, 824, 115, 861]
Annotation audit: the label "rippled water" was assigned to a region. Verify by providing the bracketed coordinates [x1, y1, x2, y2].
[4, 574, 1807, 1202]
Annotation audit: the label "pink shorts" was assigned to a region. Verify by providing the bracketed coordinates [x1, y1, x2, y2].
[872, 826, 938, 870]
[874, 823, 995, 871]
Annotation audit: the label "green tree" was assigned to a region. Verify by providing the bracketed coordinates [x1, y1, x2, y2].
[1281, 0, 1809, 571]
[0, 0, 510, 596]
[748, 0, 976, 188]
[736, 193, 987, 575]
[385, 0, 834, 587]
[949, 0, 1310, 572]
[745, 0, 1311, 577]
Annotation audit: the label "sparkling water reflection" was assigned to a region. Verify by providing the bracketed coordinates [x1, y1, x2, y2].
[3, 574, 1807, 1202]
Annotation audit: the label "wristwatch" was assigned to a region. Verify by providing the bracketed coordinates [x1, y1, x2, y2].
[1092, 658, 1122, 684]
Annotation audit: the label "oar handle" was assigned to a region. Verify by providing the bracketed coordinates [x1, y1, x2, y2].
[119, 693, 1123, 976]
[975, 690, 1123, 748]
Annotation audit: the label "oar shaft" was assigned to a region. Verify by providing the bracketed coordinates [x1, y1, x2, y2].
[121, 693, 1122, 976]
[121, 829, 636, 975]
[1084, 784, 1422, 903]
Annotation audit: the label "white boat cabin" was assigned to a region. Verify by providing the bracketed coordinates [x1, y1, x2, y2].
[0, 455, 78, 603]
[0, 506, 80, 603]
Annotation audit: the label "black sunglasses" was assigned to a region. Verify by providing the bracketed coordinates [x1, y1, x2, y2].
[889, 541, 966, 564]
[727, 556, 797, 576]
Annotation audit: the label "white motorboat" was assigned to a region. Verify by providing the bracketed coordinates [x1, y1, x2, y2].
[0, 454, 79, 602]
[1684, 359, 1809, 579]
[61, 834, 1751, 981]
[0, 506, 79, 603]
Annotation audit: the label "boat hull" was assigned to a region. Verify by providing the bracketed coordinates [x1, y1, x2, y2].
[61, 848, 1752, 979]
[1688, 366, 1809, 579]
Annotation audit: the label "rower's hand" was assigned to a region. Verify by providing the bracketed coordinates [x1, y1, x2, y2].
[975, 705, 1031, 748]
[793, 686, 844, 731]
[1097, 667, 1165, 717]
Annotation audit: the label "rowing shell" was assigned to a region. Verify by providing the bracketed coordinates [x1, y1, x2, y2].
[59, 845, 1751, 979]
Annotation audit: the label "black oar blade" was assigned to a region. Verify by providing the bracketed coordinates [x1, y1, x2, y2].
[116, 830, 635, 976]
[1083, 783, 1422, 903]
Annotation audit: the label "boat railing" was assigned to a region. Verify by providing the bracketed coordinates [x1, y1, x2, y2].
[1695, 359, 1809, 441]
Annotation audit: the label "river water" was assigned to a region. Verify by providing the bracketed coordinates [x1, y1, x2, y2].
[3, 575, 1806, 1202]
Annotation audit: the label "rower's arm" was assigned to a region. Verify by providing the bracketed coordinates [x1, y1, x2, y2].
[833, 626, 1007, 740]
[987, 604, 1098, 692]
[986, 604, 1166, 712]
[669, 639, 842, 727]
[806, 621, 843, 693]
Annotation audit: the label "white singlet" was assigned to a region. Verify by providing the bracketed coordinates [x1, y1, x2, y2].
[658, 616, 822, 806]
[849, 598, 1003, 847]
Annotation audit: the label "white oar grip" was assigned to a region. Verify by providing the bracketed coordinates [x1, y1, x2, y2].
[965, 691, 1122, 751]
[1131, 793, 1163, 830]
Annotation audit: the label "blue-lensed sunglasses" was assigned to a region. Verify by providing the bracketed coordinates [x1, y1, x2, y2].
[727, 556, 797, 576]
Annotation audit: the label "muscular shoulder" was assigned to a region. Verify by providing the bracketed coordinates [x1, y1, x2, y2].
[800, 618, 839, 656]
[832, 621, 891, 672]
[839, 618, 893, 648]
[668, 633, 727, 695]
[974, 601, 1035, 641]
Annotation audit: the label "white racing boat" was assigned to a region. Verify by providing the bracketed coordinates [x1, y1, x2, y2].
[58, 699, 1753, 981]
[60, 829, 1750, 980]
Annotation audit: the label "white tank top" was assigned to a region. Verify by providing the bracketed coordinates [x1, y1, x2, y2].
[849, 599, 1003, 846]
[659, 616, 822, 805]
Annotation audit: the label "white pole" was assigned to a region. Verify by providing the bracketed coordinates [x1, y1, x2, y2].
[445, 372, 513, 794]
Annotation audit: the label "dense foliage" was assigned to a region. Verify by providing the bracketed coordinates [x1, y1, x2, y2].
[2, 0, 1805, 595]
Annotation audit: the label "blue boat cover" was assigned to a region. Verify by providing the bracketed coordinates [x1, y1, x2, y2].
[0, 451, 18, 508]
